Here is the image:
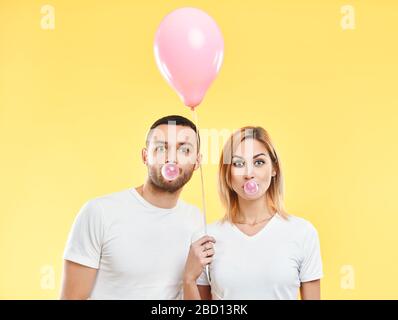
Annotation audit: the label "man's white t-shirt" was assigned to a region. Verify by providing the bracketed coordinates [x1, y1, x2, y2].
[196, 213, 323, 300]
[63, 187, 203, 299]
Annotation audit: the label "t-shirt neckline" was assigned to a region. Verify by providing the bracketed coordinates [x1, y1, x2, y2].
[230, 212, 280, 239]
[129, 187, 181, 213]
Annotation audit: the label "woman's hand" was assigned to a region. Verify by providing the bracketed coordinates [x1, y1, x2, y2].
[184, 235, 216, 283]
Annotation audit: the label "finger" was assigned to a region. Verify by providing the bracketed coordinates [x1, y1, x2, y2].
[201, 248, 215, 258]
[204, 248, 215, 257]
[201, 242, 214, 251]
[195, 235, 216, 246]
[201, 257, 213, 265]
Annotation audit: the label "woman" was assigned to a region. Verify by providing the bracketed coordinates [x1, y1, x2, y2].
[183, 126, 323, 300]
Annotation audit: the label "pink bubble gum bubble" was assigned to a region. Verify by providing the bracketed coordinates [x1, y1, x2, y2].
[243, 180, 259, 195]
[161, 163, 179, 181]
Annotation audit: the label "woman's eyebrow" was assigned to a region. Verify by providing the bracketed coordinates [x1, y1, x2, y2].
[253, 153, 267, 159]
[232, 153, 267, 160]
[177, 142, 194, 147]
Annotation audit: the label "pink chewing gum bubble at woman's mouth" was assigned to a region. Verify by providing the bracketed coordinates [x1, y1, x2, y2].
[243, 180, 259, 195]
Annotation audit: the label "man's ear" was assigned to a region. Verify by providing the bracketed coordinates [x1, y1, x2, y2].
[142, 147, 148, 165]
[194, 153, 202, 170]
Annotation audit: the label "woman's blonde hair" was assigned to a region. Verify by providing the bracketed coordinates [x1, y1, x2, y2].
[218, 126, 288, 223]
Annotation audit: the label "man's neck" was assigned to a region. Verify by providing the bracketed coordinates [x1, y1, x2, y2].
[136, 180, 182, 209]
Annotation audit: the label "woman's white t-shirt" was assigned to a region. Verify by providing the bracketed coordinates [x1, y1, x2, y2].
[196, 213, 323, 299]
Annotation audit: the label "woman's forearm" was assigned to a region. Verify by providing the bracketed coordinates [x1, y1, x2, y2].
[183, 280, 202, 300]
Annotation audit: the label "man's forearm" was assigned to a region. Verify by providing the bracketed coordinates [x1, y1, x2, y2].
[183, 280, 201, 300]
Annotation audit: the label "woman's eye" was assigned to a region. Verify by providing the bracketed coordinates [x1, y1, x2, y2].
[233, 161, 245, 168]
[178, 146, 190, 154]
[254, 160, 265, 166]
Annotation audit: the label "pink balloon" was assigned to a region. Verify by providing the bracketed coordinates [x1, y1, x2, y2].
[161, 163, 179, 181]
[154, 7, 224, 109]
[243, 180, 259, 196]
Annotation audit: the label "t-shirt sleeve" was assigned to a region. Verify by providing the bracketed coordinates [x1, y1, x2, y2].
[189, 206, 207, 245]
[192, 207, 205, 237]
[299, 223, 323, 282]
[196, 268, 210, 286]
[63, 200, 105, 269]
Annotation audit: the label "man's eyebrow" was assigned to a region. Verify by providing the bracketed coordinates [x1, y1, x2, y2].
[152, 141, 195, 147]
[153, 140, 167, 145]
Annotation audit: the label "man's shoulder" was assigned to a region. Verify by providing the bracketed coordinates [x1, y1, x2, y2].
[178, 199, 201, 215]
[80, 188, 134, 220]
[90, 188, 133, 205]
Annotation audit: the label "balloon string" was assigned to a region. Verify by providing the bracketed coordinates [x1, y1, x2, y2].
[191, 108, 211, 284]
[192, 108, 208, 234]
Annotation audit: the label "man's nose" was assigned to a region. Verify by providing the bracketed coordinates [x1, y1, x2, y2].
[165, 149, 177, 163]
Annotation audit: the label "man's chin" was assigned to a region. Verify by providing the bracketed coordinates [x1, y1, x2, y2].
[152, 178, 185, 193]
[163, 187, 182, 193]
[161, 180, 185, 193]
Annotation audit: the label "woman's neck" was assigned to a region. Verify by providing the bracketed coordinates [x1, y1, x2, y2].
[236, 195, 275, 224]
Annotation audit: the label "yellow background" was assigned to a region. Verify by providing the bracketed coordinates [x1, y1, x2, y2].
[1, 0, 397, 299]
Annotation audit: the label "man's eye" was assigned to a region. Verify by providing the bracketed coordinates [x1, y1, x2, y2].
[233, 161, 245, 168]
[254, 160, 265, 167]
[155, 146, 166, 152]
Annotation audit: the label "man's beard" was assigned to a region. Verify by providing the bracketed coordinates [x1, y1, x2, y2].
[148, 165, 195, 193]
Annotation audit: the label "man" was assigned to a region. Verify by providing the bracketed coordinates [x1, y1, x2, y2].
[61, 115, 212, 299]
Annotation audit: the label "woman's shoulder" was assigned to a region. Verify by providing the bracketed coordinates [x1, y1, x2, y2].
[280, 213, 319, 236]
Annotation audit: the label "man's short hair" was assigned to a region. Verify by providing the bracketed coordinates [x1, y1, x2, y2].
[146, 115, 200, 150]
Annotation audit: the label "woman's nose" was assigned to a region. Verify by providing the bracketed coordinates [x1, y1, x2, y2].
[244, 165, 254, 179]
[244, 174, 255, 180]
